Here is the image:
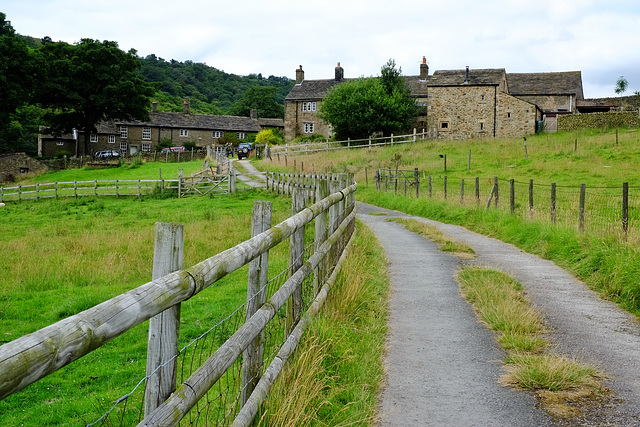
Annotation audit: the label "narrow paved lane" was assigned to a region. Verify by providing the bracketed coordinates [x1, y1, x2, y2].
[358, 202, 640, 426]
[357, 203, 553, 426]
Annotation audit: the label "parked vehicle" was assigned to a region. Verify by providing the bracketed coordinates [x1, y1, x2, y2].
[94, 150, 121, 160]
[160, 146, 186, 153]
[237, 143, 253, 159]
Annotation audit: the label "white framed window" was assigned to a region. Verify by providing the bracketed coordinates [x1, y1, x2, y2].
[303, 122, 314, 133]
[56, 141, 65, 146]
[180, 129, 188, 137]
[142, 143, 151, 153]
[237, 132, 246, 139]
[120, 126, 128, 138]
[120, 142, 128, 154]
[90, 134, 98, 143]
[440, 122, 449, 130]
[108, 135, 116, 144]
[212, 131, 224, 138]
[142, 127, 151, 140]
[302, 102, 317, 112]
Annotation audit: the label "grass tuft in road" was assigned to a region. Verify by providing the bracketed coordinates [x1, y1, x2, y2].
[458, 267, 608, 419]
[391, 217, 475, 256]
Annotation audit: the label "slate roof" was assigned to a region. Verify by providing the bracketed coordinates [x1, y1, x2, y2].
[507, 72, 584, 99]
[258, 118, 285, 128]
[285, 76, 429, 100]
[428, 69, 506, 86]
[124, 111, 263, 132]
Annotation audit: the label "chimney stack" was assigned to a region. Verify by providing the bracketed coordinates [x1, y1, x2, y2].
[296, 65, 304, 84]
[420, 56, 429, 80]
[335, 62, 344, 81]
[151, 101, 158, 112]
[464, 66, 469, 84]
[250, 109, 258, 120]
[182, 99, 190, 114]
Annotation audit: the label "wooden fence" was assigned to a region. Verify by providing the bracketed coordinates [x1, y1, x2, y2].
[0, 178, 179, 202]
[0, 173, 357, 426]
[377, 172, 640, 238]
[268, 128, 432, 158]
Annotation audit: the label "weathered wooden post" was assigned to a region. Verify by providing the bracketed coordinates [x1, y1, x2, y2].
[415, 168, 420, 198]
[287, 189, 305, 335]
[510, 179, 515, 214]
[444, 176, 448, 200]
[178, 169, 183, 198]
[460, 179, 464, 205]
[314, 179, 329, 296]
[623, 182, 629, 237]
[494, 176, 499, 208]
[242, 201, 272, 407]
[475, 177, 480, 206]
[529, 179, 534, 218]
[579, 184, 586, 232]
[230, 168, 237, 193]
[428, 176, 432, 198]
[551, 183, 557, 224]
[144, 222, 184, 417]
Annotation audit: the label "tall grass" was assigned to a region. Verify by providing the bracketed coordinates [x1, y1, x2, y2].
[0, 190, 292, 425]
[258, 222, 388, 426]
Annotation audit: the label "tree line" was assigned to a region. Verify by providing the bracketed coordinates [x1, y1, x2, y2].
[0, 12, 294, 157]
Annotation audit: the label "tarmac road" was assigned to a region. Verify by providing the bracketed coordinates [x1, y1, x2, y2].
[357, 202, 640, 426]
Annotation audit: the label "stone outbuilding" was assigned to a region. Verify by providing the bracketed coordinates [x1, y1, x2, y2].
[0, 153, 49, 183]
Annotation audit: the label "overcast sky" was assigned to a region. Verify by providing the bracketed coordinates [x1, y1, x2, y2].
[4, 1, 640, 98]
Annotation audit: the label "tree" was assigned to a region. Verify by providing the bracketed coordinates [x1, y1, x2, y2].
[35, 39, 156, 155]
[615, 76, 628, 96]
[0, 12, 41, 154]
[319, 59, 419, 141]
[227, 86, 284, 118]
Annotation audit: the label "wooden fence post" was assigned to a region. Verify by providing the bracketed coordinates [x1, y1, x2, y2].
[494, 176, 499, 208]
[510, 179, 515, 214]
[287, 189, 305, 335]
[579, 184, 586, 231]
[551, 183, 557, 224]
[178, 169, 183, 198]
[144, 222, 184, 417]
[444, 176, 448, 200]
[314, 179, 329, 296]
[460, 179, 464, 205]
[623, 182, 629, 237]
[529, 179, 534, 218]
[242, 201, 272, 407]
[428, 176, 432, 198]
[230, 168, 237, 193]
[414, 168, 420, 198]
[475, 177, 480, 206]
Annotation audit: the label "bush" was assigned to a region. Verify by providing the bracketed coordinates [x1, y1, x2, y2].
[255, 128, 285, 145]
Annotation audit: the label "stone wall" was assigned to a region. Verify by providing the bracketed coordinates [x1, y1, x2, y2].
[427, 86, 498, 139]
[558, 110, 640, 131]
[284, 100, 331, 141]
[0, 153, 49, 184]
[495, 93, 539, 138]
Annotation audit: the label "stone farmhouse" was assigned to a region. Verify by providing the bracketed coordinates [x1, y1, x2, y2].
[39, 101, 284, 158]
[284, 58, 589, 141]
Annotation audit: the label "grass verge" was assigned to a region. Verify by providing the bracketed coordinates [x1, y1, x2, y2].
[458, 267, 608, 419]
[257, 221, 388, 426]
[390, 217, 475, 256]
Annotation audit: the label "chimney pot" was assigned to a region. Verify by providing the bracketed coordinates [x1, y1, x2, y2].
[420, 57, 429, 80]
[465, 66, 469, 84]
[296, 65, 305, 84]
[182, 99, 190, 114]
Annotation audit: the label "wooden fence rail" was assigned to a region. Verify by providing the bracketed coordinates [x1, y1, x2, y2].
[0, 174, 357, 427]
[0, 179, 179, 202]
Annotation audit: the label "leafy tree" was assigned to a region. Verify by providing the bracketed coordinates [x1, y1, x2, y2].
[35, 39, 156, 155]
[0, 13, 41, 154]
[615, 76, 628, 96]
[255, 128, 284, 145]
[319, 59, 419, 141]
[227, 86, 284, 118]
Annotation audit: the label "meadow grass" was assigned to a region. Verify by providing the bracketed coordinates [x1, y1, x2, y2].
[0, 189, 293, 425]
[257, 222, 388, 426]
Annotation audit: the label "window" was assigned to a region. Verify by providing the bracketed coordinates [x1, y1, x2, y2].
[108, 135, 116, 144]
[480, 122, 485, 131]
[237, 132, 246, 139]
[142, 143, 151, 153]
[481, 95, 485, 101]
[507, 112, 511, 118]
[440, 122, 449, 129]
[56, 141, 65, 146]
[303, 122, 315, 133]
[120, 126, 128, 138]
[180, 129, 188, 137]
[90, 134, 98, 143]
[212, 131, 224, 138]
[302, 102, 317, 112]
[142, 127, 151, 140]
[120, 142, 128, 154]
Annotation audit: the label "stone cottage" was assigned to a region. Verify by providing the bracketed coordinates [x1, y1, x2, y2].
[39, 102, 284, 158]
[284, 58, 587, 141]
